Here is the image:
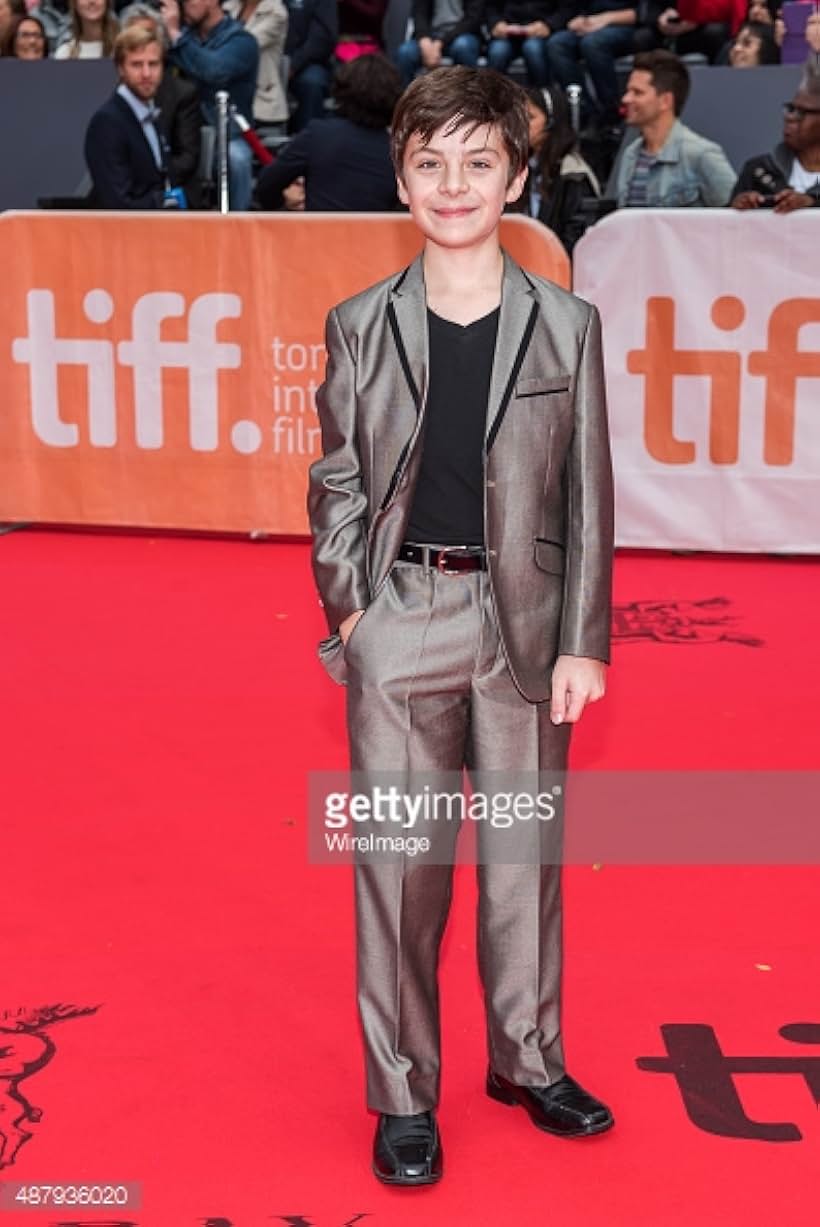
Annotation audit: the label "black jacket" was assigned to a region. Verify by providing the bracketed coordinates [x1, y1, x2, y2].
[284, 0, 338, 76]
[257, 115, 398, 211]
[508, 152, 601, 253]
[409, 0, 482, 44]
[731, 144, 820, 205]
[85, 93, 166, 210]
[156, 72, 203, 208]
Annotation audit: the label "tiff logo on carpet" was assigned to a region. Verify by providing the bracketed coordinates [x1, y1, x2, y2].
[11, 289, 241, 451]
[638, 1023, 820, 1141]
[0, 1003, 99, 1170]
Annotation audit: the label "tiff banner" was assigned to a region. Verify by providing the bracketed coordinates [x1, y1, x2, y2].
[573, 208, 820, 554]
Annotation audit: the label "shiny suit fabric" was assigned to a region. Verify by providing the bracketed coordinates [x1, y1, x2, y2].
[308, 252, 614, 1113]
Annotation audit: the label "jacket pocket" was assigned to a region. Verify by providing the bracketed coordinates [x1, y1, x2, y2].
[515, 375, 572, 398]
[534, 539, 565, 575]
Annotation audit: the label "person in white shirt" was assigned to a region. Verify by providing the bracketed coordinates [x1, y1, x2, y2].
[224, 0, 289, 129]
[54, 0, 117, 58]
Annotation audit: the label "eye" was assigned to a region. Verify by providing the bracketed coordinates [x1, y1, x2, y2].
[469, 160, 493, 170]
[415, 158, 440, 171]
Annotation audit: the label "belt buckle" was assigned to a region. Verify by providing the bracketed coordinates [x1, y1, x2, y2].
[436, 546, 471, 575]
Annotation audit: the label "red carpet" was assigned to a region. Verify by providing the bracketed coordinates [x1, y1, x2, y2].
[1, 530, 817, 1225]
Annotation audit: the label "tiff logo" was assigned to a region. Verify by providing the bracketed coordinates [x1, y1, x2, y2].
[11, 289, 241, 451]
[627, 296, 820, 466]
[638, 1022, 820, 1141]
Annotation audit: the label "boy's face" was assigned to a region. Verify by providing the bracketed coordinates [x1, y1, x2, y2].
[398, 122, 527, 251]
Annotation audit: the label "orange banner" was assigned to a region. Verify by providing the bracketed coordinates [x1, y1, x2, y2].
[0, 212, 570, 534]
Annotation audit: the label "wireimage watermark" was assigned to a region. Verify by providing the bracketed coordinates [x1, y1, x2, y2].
[306, 771, 820, 866]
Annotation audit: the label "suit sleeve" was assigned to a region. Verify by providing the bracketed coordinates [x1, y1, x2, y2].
[288, 0, 338, 76]
[84, 112, 163, 210]
[307, 307, 371, 635]
[557, 304, 614, 663]
[410, 0, 434, 39]
[170, 28, 259, 87]
[256, 127, 311, 209]
[166, 80, 202, 188]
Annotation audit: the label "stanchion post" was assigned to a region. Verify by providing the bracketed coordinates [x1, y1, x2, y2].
[566, 84, 582, 133]
[215, 89, 230, 214]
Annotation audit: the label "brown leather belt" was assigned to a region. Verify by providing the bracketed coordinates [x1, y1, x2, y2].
[398, 543, 487, 574]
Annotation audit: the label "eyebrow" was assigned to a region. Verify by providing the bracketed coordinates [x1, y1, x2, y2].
[412, 145, 502, 157]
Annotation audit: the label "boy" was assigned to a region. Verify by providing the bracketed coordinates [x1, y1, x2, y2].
[308, 67, 615, 1186]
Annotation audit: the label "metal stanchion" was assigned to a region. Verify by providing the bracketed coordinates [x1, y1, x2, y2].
[566, 84, 582, 133]
[215, 89, 230, 214]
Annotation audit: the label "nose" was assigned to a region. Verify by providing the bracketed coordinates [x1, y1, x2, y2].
[439, 160, 468, 196]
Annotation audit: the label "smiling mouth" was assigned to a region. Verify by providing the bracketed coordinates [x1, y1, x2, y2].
[434, 207, 476, 217]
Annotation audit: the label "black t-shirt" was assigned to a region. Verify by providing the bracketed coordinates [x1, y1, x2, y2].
[404, 306, 499, 547]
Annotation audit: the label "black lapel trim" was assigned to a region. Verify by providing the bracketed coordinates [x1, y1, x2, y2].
[386, 300, 420, 410]
[486, 301, 539, 454]
[381, 295, 423, 511]
[391, 265, 411, 294]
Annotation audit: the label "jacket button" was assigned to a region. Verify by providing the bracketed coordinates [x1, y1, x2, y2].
[488, 549, 497, 558]
[486, 479, 496, 488]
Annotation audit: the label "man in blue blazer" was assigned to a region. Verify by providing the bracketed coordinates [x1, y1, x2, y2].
[85, 26, 168, 210]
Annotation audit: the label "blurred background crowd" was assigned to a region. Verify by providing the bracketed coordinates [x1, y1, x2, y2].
[1, 0, 819, 250]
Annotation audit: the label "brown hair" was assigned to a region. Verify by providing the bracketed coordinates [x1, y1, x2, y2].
[67, 0, 119, 59]
[391, 66, 529, 183]
[114, 23, 160, 65]
[632, 50, 691, 116]
[334, 54, 402, 130]
[4, 13, 48, 57]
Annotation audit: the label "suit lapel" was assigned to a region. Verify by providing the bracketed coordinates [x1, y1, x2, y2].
[386, 250, 538, 447]
[387, 254, 428, 413]
[113, 93, 164, 175]
[485, 251, 539, 446]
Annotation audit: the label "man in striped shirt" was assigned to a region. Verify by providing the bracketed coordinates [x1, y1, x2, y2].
[615, 50, 735, 208]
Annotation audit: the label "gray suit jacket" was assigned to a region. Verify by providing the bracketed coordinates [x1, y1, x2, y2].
[308, 251, 614, 704]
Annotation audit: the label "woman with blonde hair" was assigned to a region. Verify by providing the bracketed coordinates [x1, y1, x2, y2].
[54, 0, 117, 59]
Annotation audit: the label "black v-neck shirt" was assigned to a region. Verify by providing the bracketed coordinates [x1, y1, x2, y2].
[404, 306, 500, 547]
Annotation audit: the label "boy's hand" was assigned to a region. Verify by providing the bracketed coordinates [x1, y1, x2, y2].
[340, 609, 365, 644]
[550, 655, 607, 725]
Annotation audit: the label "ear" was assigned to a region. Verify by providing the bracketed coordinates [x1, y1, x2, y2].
[505, 165, 529, 205]
[396, 174, 409, 207]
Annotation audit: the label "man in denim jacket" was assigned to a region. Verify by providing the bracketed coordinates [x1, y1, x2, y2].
[615, 49, 735, 207]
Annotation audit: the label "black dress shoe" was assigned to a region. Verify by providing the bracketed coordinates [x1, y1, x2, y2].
[487, 1070, 614, 1137]
[372, 1110, 443, 1185]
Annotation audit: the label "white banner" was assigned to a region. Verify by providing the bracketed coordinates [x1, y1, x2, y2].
[573, 209, 820, 553]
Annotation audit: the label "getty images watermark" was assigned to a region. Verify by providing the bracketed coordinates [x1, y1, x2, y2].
[309, 771, 566, 865]
[307, 771, 820, 865]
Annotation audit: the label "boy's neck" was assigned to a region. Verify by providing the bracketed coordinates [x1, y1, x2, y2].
[422, 240, 504, 326]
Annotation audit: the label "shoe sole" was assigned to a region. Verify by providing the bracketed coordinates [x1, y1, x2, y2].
[487, 1081, 615, 1138]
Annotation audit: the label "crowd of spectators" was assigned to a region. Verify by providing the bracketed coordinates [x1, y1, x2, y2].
[2, 0, 819, 240]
